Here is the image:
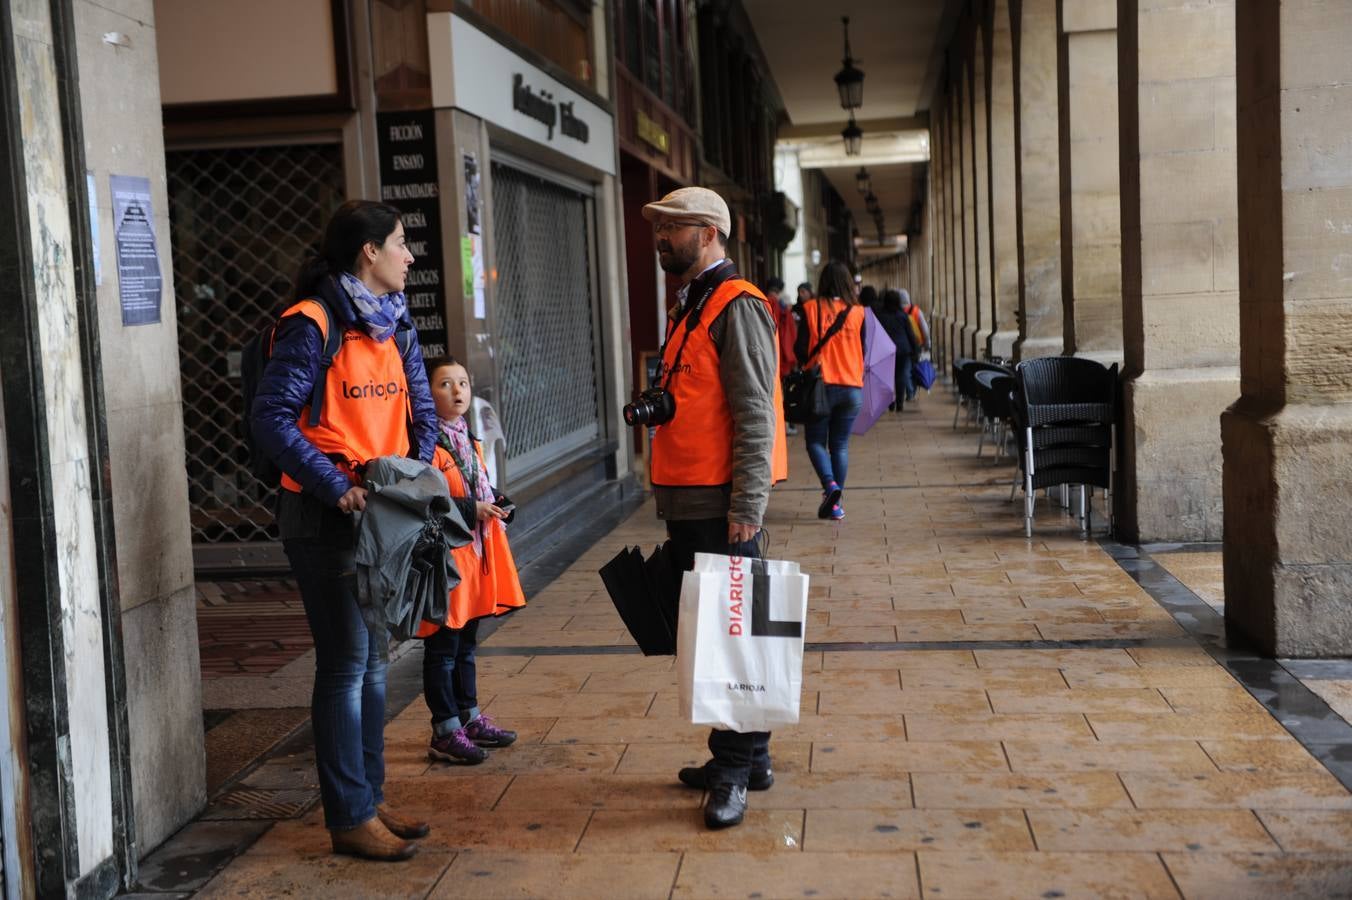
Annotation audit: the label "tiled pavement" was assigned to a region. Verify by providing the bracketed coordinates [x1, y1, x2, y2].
[144, 389, 1352, 898]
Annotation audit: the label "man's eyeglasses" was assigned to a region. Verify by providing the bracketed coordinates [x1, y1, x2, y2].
[654, 220, 707, 235]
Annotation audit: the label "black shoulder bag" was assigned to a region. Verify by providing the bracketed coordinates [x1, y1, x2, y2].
[783, 301, 850, 424]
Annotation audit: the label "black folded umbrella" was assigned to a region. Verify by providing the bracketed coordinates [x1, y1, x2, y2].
[599, 542, 684, 655]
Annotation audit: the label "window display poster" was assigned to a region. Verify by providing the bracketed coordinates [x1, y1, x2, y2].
[111, 174, 161, 325]
[377, 109, 448, 357]
[463, 151, 486, 319]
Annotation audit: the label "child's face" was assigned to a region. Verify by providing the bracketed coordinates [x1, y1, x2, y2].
[430, 363, 472, 421]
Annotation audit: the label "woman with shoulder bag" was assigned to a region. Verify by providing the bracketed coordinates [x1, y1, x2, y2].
[794, 261, 867, 521]
[252, 200, 440, 862]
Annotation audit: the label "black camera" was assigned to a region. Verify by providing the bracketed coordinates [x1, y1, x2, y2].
[623, 387, 676, 427]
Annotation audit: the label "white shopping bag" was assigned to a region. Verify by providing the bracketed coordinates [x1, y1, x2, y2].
[677, 552, 810, 731]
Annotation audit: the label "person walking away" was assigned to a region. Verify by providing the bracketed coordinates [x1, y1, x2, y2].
[765, 276, 799, 436]
[795, 261, 867, 521]
[252, 200, 439, 861]
[795, 282, 814, 311]
[877, 288, 920, 412]
[417, 356, 526, 765]
[858, 284, 879, 313]
[901, 289, 930, 357]
[641, 186, 788, 829]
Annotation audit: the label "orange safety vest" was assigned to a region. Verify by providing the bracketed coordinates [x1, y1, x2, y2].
[416, 443, 526, 636]
[650, 278, 789, 488]
[802, 297, 865, 388]
[278, 300, 412, 494]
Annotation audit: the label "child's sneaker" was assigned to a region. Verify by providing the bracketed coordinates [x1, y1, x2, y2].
[817, 482, 842, 519]
[465, 715, 517, 748]
[828, 504, 845, 521]
[428, 728, 487, 764]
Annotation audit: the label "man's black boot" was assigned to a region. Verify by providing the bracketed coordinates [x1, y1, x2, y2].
[704, 782, 748, 829]
[678, 763, 773, 791]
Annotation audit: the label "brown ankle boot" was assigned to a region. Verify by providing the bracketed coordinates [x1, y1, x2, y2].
[377, 803, 430, 839]
[330, 816, 417, 861]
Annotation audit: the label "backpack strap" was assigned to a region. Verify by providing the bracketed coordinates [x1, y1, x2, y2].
[305, 299, 343, 428]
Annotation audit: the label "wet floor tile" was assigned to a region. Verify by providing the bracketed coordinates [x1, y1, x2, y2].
[616, 741, 812, 776]
[1061, 666, 1239, 689]
[1257, 809, 1352, 852]
[1087, 713, 1290, 742]
[195, 841, 455, 900]
[425, 743, 624, 776]
[1004, 738, 1218, 774]
[1120, 771, 1352, 809]
[822, 650, 977, 670]
[673, 851, 920, 899]
[989, 687, 1172, 715]
[412, 809, 593, 853]
[752, 772, 913, 810]
[819, 688, 991, 715]
[918, 850, 1180, 899]
[810, 741, 1008, 774]
[1161, 852, 1352, 900]
[774, 713, 908, 742]
[905, 713, 1094, 742]
[578, 808, 804, 853]
[899, 666, 1068, 691]
[1199, 739, 1331, 774]
[911, 772, 1133, 809]
[804, 808, 1034, 852]
[495, 773, 700, 810]
[483, 691, 655, 719]
[1028, 809, 1278, 853]
[434, 852, 678, 899]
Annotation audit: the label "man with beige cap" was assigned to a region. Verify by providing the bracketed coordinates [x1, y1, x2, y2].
[638, 186, 788, 828]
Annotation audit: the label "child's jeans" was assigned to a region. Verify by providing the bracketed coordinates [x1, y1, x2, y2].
[422, 618, 481, 735]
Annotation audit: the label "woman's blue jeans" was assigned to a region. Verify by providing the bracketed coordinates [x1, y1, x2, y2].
[285, 536, 386, 830]
[804, 384, 863, 489]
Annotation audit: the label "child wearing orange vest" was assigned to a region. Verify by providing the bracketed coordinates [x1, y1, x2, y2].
[418, 356, 526, 764]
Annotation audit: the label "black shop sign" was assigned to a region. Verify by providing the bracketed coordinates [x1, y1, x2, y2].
[377, 109, 448, 358]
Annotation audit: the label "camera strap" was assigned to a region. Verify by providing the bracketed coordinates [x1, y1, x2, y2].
[658, 261, 733, 389]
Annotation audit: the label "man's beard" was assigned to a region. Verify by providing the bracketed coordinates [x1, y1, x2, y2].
[658, 236, 700, 275]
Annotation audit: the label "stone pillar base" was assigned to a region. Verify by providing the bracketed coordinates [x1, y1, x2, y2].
[989, 329, 1019, 361]
[1222, 401, 1352, 657]
[959, 325, 978, 359]
[974, 328, 995, 360]
[1119, 368, 1237, 542]
[1013, 336, 1064, 362]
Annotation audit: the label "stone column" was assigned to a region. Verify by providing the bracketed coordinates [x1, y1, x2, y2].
[1060, 0, 1123, 364]
[989, 0, 1021, 360]
[1012, 0, 1064, 360]
[949, 82, 969, 360]
[972, 31, 995, 356]
[1222, 0, 1352, 656]
[930, 109, 950, 368]
[1116, 0, 1238, 541]
[959, 65, 980, 357]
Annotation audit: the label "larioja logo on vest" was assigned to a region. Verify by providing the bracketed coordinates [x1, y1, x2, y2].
[341, 380, 406, 400]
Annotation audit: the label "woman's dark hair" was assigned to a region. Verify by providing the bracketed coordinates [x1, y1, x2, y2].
[859, 285, 878, 308]
[882, 288, 903, 313]
[424, 354, 462, 380]
[797, 282, 813, 295]
[293, 200, 403, 300]
[816, 261, 857, 304]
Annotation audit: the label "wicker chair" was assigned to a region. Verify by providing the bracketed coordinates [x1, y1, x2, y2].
[974, 370, 1017, 461]
[954, 359, 1012, 429]
[1012, 357, 1118, 537]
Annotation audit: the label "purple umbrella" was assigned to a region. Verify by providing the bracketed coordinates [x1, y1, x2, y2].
[853, 308, 897, 434]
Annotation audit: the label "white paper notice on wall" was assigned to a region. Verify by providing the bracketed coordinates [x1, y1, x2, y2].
[111, 174, 162, 326]
[86, 172, 102, 286]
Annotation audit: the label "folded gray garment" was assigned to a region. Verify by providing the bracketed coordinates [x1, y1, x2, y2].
[354, 455, 475, 651]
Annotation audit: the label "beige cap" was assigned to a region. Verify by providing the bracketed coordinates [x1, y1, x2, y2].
[641, 187, 732, 238]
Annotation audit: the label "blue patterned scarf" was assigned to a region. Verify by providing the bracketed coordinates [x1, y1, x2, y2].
[338, 272, 407, 343]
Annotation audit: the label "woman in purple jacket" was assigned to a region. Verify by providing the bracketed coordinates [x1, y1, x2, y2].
[252, 200, 439, 861]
